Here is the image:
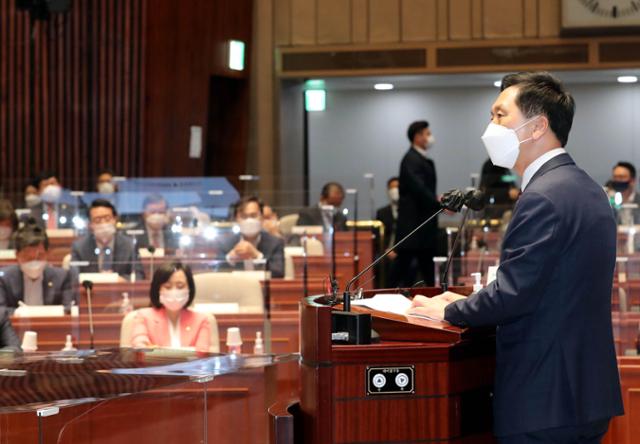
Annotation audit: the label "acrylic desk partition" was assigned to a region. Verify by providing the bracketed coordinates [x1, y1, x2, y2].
[0, 348, 298, 444]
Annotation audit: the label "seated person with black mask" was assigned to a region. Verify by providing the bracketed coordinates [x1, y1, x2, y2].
[214, 197, 285, 278]
[0, 221, 78, 312]
[71, 199, 144, 280]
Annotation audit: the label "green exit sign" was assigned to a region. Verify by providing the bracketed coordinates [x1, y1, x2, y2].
[228, 40, 245, 71]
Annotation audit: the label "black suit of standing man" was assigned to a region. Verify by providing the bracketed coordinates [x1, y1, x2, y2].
[392, 121, 440, 287]
[409, 72, 623, 443]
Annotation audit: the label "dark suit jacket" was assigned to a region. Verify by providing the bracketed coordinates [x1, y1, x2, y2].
[376, 204, 396, 249]
[71, 232, 145, 279]
[0, 308, 20, 351]
[28, 202, 79, 229]
[214, 231, 285, 278]
[135, 227, 179, 252]
[0, 265, 78, 311]
[297, 206, 348, 231]
[396, 148, 439, 250]
[445, 154, 623, 436]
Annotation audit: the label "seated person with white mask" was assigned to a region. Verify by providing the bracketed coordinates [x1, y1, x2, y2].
[71, 199, 144, 280]
[28, 171, 78, 230]
[0, 220, 78, 313]
[214, 197, 285, 278]
[135, 193, 178, 252]
[0, 200, 18, 251]
[130, 262, 212, 352]
[96, 168, 118, 195]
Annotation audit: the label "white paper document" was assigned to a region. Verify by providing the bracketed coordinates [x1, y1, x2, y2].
[351, 293, 412, 316]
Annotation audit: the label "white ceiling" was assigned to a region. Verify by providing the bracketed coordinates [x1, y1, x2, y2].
[312, 69, 640, 91]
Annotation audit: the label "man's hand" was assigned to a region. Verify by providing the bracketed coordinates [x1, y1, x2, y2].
[229, 240, 260, 260]
[406, 292, 467, 321]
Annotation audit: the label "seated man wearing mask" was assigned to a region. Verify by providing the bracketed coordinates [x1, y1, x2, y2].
[29, 171, 78, 230]
[136, 194, 178, 252]
[0, 200, 18, 251]
[71, 199, 144, 280]
[297, 182, 348, 232]
[96, 168, 118, 195]
[215, 197, 285, 278]
[0, 221, 78, 312]
[606, 161, 640, 225]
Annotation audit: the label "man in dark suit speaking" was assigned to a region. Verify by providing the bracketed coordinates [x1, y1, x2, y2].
[409, 72, 623, 443]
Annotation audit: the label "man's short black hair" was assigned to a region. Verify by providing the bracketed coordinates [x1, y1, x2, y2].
[614, 161, 637, 180]
[149, 262, 196, 309]
[407, 121, 429, 143]
[501, 72, 575, 147]
[97, 168, 115, 177]
[386, 176, 399, 188]
[89, 199, 118, 217]
[233, 196, 264, 218]
[34, 171, 58, 188]
[0, 200, 18, 231]
[14, 219, 49, 252]
[142, 193, 167, 211]
[320, 182, 345, 199]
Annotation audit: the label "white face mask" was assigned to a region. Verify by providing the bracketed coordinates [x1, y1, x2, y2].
[97, 182, 115, 194]
[239, 218, 262, 238]
[146, 213, 167, 230]
[426, 135, 436, 149]
[93, 223, 116, 244]
[388, 187, 400, 203]
[480, 118, 537, 169]
[20, 260, 47, 280]
[0, 227, 12, 241]
[40, 184, 62, 203]
[160, 289, 189, 312]
[25, 194, 41, 208]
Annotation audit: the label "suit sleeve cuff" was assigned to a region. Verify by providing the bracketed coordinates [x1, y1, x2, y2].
[444, 300, 468, 328]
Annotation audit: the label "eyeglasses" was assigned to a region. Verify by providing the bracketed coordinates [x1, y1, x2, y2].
[91, 215, 114, 224]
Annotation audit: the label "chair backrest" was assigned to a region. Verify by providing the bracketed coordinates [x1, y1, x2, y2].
[278, 214, 299, 237]
[120, 309, 221, 353]
[304, 237, 324, 256]
[120, 309, 138, 347]
[193, 272, 264, 313]
[284, 247, 304, 280]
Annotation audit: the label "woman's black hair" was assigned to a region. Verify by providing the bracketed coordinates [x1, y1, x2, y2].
[149, 261, 196, 309]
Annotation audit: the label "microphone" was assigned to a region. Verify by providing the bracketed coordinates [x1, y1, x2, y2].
[332, 188, 476, 344]
[342, 188, 476, 310]
[82, 280, 95, 350]
[440, 189, 486, 291]
[147, 245, 156, 277]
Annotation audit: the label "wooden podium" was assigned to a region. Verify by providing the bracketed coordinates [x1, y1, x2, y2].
[300, 287, 496, 444]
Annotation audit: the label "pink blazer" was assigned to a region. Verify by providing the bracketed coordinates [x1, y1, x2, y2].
[130, 307, 211, 353]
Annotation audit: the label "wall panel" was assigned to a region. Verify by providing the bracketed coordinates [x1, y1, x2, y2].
[401, 0, 437, 42]
[317, 0, 351, 44]
[0, 0, 145, 198]
[483, 0, 523, 38]
[369, 0, 401, 43]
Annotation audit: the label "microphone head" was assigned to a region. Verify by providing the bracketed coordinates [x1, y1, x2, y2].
[82, 280, 93, 290]
[464, 189, 486, 211]
[147, 246, 156, 254]
[441, 189, 466, 212]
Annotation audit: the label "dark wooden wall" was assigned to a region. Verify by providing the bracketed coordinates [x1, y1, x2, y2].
[0, 0, 253, 201]
[144, 0, 253, 178]
[0, 0, 146, 195]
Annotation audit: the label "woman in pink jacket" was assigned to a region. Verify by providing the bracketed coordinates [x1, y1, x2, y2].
[131, 261, 211, 352]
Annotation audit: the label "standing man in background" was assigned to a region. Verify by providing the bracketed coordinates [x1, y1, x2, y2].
[392, 121, 439, 287]
[376, 177, 400, 287]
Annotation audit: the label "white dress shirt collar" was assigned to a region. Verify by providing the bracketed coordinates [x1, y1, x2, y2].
[521, 148, 567, 191]
[412, 145, 429, 159]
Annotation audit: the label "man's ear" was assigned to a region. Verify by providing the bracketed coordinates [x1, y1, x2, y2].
[532, 115, 549, 140]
